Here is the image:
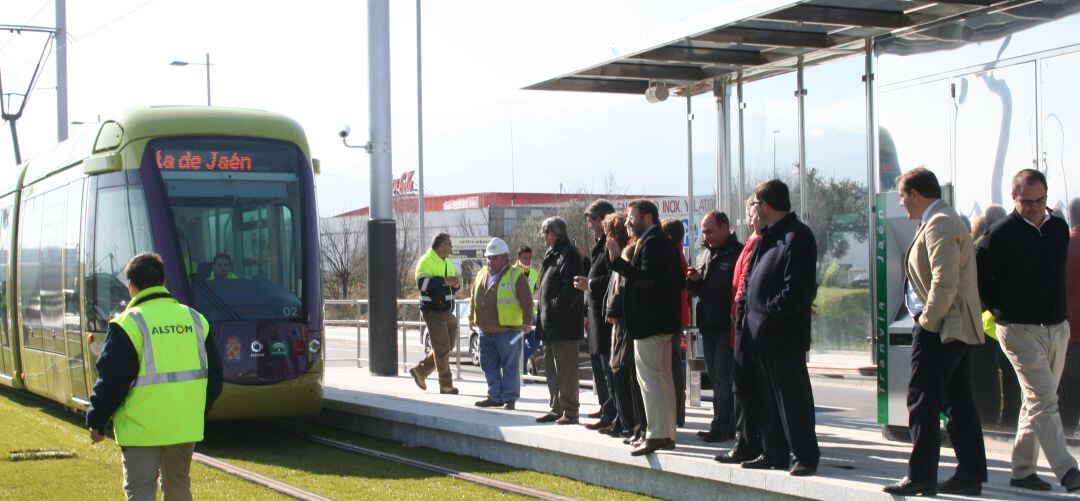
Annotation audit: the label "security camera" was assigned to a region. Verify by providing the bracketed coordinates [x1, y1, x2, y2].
[338, 125, 351, 139]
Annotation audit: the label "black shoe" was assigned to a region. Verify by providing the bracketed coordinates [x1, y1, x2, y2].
[408, 367, 427, 390]
[740, 455, 789, 470]
[883, 477, 937, 496]
[535, 413, 560, 423]
[1009, 474, 1051, 491]
[697, 430, 734, 443]
[475, 398, 502, 407]
[1062, 468, 1080, 493]
[586, 410, 603, 419]
[630, 438, 675, 456]
[602, 426, 623, 437]
[586, 420, 612, 430]
[503, 401, 516, 410]
[937, 476, 980, 495]
[714, 452, 758, 464]
[790, 461, 817, 477]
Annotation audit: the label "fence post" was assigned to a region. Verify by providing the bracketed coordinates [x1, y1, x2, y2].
[355, 300, 364, 368]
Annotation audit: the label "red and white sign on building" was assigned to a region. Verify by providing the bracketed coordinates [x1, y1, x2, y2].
[392, 170, 417, 195]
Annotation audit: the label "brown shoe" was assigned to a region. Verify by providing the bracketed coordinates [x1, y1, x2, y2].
[631, 438, 675, 456]
[439, 386, 459, 395]
[408, 367, 427, 391]
[535, 413, 560, 423]
[586, 410, 604, 419]
[556, 416, 579, 425]
[585, 420, 612, 431]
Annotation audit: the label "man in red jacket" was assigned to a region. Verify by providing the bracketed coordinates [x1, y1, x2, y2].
[1060, 198, 1080, 434]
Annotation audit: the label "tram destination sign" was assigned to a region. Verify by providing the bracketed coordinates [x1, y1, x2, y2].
[150, 139, 296, 173]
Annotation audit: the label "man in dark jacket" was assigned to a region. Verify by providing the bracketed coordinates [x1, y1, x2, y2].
[687, 210, 742, 443]
[86, 253, 223, 501]
[574, 199, 618, 431]
[536, 216, 586, 425]
[607, 199, 684, 456]
[740, 179, 820, 477]
[976, 169, 1080, 492]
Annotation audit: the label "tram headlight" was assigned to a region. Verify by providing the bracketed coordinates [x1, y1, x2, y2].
[308, 339, 321, 354]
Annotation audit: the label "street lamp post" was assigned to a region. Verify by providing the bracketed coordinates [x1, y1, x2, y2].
[169, 52, 212, 106]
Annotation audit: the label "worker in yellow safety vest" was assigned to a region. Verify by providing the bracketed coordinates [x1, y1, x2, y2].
[86, 252, 223, 501]
[514, 245, 540, 294]
[469, 238, 534, 410]
[514, 244, 542, 366]
[409, 233, 462, 394]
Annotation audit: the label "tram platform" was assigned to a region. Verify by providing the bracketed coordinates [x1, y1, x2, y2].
[318, 366, 1063, 500]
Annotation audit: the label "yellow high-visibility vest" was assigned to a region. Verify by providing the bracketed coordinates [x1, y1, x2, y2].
[471, 266, 524, 327]
[111, 286, 210, 446]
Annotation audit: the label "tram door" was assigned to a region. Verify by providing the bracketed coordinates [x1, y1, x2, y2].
[64, 180, 88, 402]
[0, 201, 12, 379]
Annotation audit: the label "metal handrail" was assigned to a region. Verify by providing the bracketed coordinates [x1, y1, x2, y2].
[325, 299, 704, 402]
[325, 298, 466, 379]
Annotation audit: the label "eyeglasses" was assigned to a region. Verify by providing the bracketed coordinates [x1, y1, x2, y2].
[1018, 196, 1047, 207]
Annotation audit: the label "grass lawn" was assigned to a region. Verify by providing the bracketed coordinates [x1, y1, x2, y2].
[0, 387, 651, 500]
[201, 419, 655, 500]
[0, 388, 282, 500]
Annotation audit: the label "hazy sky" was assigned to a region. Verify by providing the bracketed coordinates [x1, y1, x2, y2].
[2, 0, 868, 216]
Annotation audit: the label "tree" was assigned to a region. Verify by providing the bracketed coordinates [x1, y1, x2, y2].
[395, 206, 420, 299]
[320, 214, 367, 299]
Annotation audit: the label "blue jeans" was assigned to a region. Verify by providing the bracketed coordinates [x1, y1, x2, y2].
[479, 330, 522, 403]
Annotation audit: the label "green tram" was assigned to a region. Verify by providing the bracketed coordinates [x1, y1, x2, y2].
[0, 107, 323, 419]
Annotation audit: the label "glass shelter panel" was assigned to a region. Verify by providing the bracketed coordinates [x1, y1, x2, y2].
[953, 62, 1037, 220]
[741, 73, 799, 212]
[1040, 51, 1080, 219]
[804, 57, 870, 354]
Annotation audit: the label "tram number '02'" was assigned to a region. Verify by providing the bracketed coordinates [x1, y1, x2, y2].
[155, 149, 254, 171]
[283, 306, 299, 317]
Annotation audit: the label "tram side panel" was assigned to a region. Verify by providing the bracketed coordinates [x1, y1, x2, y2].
[0, 194, 20, 389]
[15, 171, 95, 406]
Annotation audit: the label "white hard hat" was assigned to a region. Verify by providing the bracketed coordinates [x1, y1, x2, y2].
[484, 238, 509, 257]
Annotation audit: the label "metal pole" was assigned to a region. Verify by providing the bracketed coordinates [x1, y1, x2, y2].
[715, 80, 730, 220]
[686, 89, 695, 264]
[416, 0, 426, 254]
[685, 89, 695, 409]
[736, 75, 746, 236]
[367, 0, 399, 375]
[796, 56, 808, 219]
[864, 39, 879, 364]
[205, 52, 212, 106]
[356, 300, 363, 367]
[55, 0, 68, 141]
[7, 120, 21, 165]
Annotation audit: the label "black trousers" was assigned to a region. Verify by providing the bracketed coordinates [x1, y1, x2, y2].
[612, 341, 645, 436]
[702, 327, 735, 435]
[969, 337, 1002, 428]
[1058, 340, 1080, 434]
[589, 350, 618, 422]
[672, 338, 686, 427]
[906, 328, 987, 483]
[750, 351, 820, 466]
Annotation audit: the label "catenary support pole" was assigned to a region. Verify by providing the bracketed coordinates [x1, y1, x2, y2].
[367, 0, 399, 375]
[55, 0, 68, 141]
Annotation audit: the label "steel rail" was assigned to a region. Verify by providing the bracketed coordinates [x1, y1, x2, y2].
[192, 452, 332, 501]
[307, 435, 581, 501]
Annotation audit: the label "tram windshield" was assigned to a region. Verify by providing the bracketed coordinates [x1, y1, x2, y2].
[149, 137, 305, 322]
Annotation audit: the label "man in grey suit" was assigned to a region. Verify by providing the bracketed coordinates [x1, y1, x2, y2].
[884, 167, 987, 497]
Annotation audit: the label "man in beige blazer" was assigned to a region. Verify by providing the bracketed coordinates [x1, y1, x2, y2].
[884, 167, 987, 497]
